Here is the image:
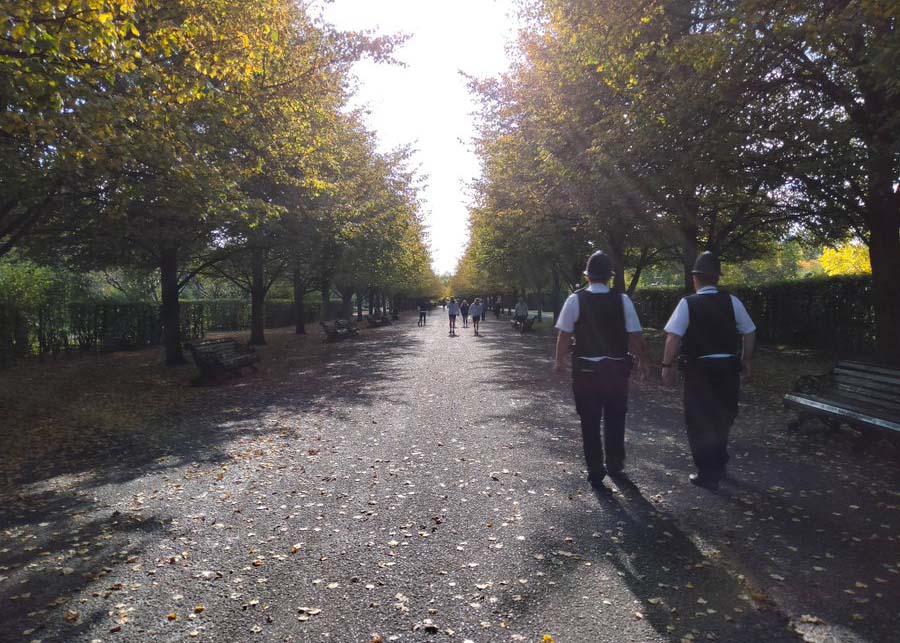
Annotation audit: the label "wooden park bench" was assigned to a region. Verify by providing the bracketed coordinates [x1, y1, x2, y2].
[321, 319, 358, 342]
[783, 360, 900, 438]
[185, 337, 260, 385]
[365, 314, 392, 328]
[511, 315, 538, 333]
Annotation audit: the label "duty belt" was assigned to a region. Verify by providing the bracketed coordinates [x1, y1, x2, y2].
[573, 355, 633, 375]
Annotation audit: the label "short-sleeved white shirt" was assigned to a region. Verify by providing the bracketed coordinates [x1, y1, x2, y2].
[448, 302, 459, 315]
[469, 303, 483, 317]
[555, 284, 642, 361]
[664, 286, 756, 358]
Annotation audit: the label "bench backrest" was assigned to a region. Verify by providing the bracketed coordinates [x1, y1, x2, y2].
[188, 339, 245, 362]
[193, 341, 238, 353]
[832, 361, 900, 413]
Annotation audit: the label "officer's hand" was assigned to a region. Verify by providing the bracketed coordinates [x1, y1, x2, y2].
[661, 366, 678, 387]
[553, 362, 567, 381]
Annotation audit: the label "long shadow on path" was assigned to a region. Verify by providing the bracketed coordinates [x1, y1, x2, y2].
[473, 324, 900, 643]
[0, 324, 421, 643]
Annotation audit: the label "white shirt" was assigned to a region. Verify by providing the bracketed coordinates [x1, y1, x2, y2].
[555, 284, 642, 361]
[448, 302, 459, 315]
[469, 303, 483, 317]
[664, 286, 756, 358]
[514, 302, 528, 317]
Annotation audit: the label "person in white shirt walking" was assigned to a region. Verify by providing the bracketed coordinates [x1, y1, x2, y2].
[554, 251, 650, 489]
[661, 251, 756, 490]
[469, 299, 484, 336]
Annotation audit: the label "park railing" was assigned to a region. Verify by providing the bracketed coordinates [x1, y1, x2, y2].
[0, 298, 323, 364]
[631, 275, 874, 353]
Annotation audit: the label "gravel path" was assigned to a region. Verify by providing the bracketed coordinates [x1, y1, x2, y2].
[1, 315, 898, 643]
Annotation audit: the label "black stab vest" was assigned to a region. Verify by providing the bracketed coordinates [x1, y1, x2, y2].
[681, 291, 740, 359]
[573, 290, 628, 359]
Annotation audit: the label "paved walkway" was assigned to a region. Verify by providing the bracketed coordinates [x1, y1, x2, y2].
[0, 316, 897, 643]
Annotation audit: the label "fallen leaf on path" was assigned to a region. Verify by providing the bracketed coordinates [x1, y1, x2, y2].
[799, 614, 824, 624]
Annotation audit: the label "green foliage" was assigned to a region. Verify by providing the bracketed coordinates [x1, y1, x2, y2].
[0, 255, 95, 309]
[462, 0, 899, 357]
[2, 0, 433, 361]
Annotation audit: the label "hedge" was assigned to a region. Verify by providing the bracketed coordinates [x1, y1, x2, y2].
[0, 298, 323, 362]
[631, 275, 874, 353]
[0, 276, 876, 362]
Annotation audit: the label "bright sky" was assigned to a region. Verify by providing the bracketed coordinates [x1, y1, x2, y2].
[319, 0, 519, 275]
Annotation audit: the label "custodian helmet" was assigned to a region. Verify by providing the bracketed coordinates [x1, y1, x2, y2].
[583, 251, 613, 280]
[691, 251, 721, 276]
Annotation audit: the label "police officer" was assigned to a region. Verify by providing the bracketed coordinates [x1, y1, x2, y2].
[554, 251, 649, 488]
[661, 251, 756, 489]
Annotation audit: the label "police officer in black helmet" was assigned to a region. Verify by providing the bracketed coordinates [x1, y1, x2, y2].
[661, 251, 757, 490]
[554, 251, 650, 489]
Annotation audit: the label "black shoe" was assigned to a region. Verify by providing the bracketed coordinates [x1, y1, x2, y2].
[606, 462, 624, 475]
[689, 473, 719, 490]
[588, 471, 607, 487]
[607, 468, 627, 480]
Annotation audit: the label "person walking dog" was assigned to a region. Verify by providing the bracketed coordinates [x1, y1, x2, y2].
[554, 251, 649, 489]
[661, 251, 756, 490]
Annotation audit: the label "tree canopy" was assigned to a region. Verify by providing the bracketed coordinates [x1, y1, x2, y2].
[2, 0, 440, 363]
[462, 0, 899, 360]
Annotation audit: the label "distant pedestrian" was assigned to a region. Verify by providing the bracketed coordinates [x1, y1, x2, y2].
[554, 250, 650, 489]
[494, 298, 502, 319]
[418, 301, 428, 326]
[460, 299, 470, 328]
[661, 251, 756, 490]
[470, 299, 483, 336]
[514, 298, 528, 332]
[447, 298, 459, 336]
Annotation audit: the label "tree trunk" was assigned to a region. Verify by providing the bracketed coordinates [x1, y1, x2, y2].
[607, 230, 627, 292]
[160, 246, 185, 366]
[627, 246, 651, 296]
[341, 290, 354, 319]
[681, 215, 699, 293]
[865, 152, 900, 363]
[320, 281, 330, 321]
[357, 295, 364, 321]
[13, 310, 29, 356]
[551, 270, 562, 322]
[293, 269, 306, 335]
[368, 287, 375, 315]
[537, 291, 544, 321]
[249, 248, 266, 346]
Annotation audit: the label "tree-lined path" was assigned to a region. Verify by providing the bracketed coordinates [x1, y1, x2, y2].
[1, 317, 897, 643]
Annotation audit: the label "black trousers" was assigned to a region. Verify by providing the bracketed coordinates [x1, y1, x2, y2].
[572, 362, 630, 479]
[683, 359, 740, 479]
